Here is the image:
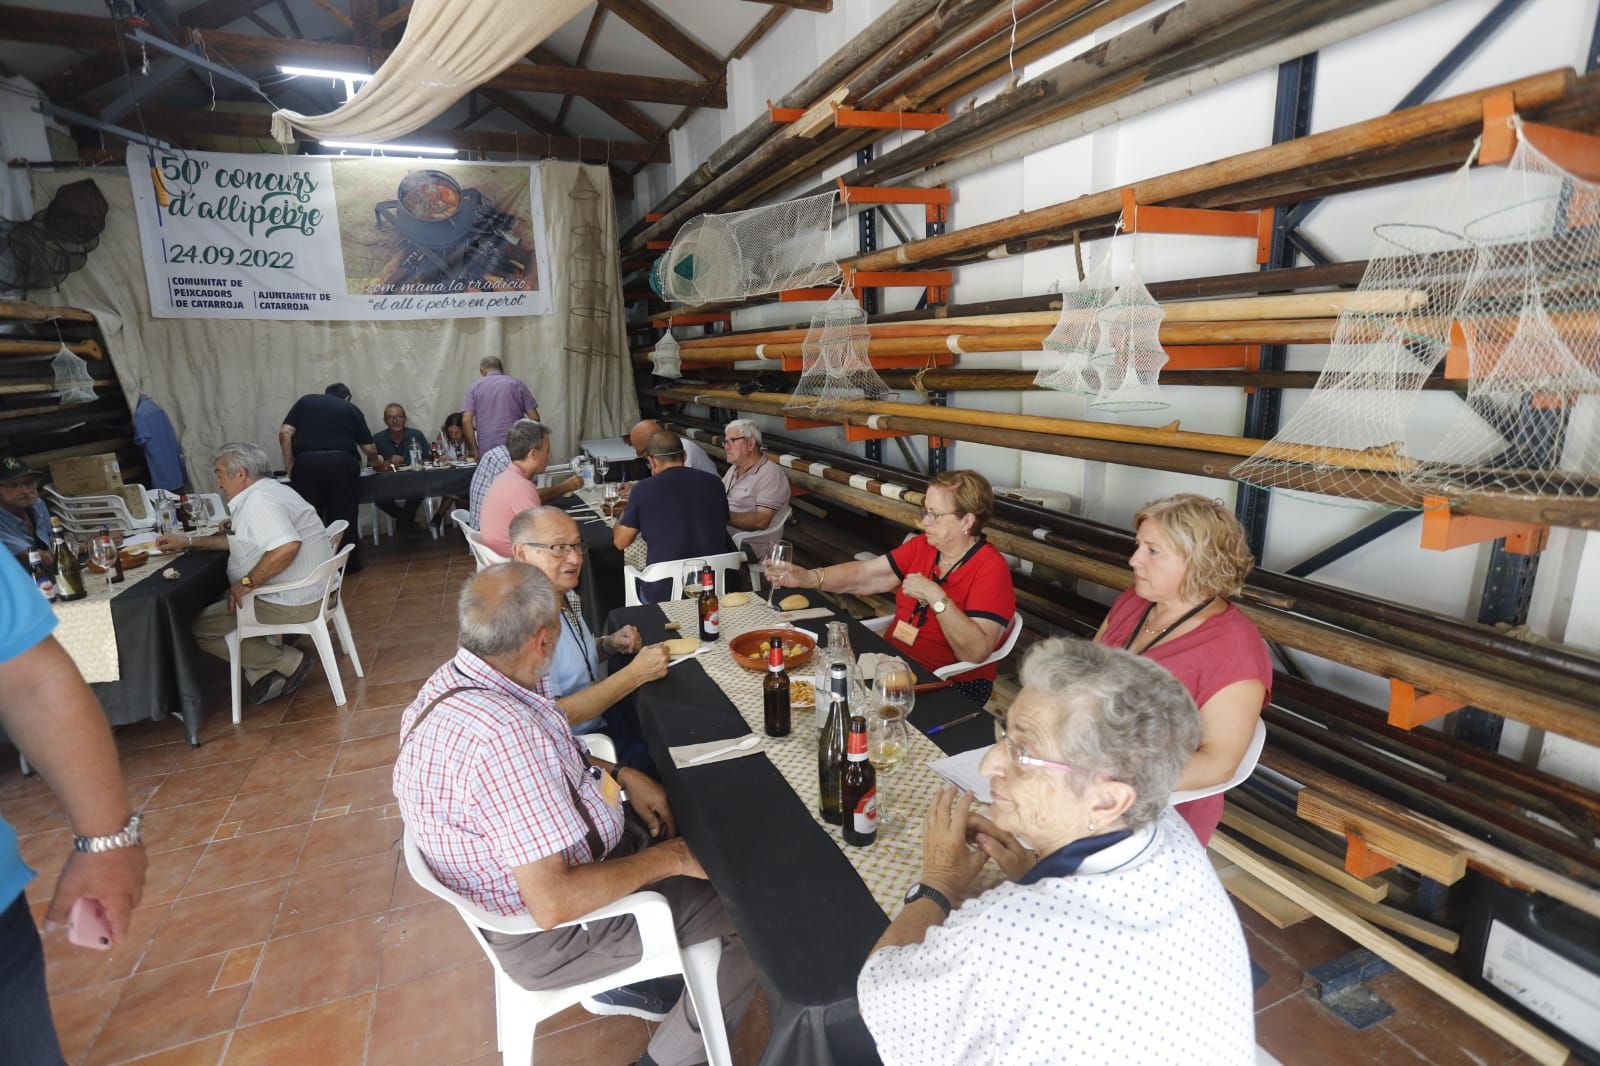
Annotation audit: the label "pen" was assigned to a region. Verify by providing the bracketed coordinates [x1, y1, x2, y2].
[925, 710, 986, 736]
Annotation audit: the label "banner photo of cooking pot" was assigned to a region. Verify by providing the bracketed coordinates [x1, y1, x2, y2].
[126, 146, 553, 321]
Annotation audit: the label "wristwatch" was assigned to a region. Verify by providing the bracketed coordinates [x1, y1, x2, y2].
[932, 597, 949, 615]
[239, 574, 254, 588]
[73, 812, 144, 854]
[903, 881, 952, 916]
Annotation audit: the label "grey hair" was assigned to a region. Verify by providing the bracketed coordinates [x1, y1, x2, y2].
[457, 562, 559, 658]
[214, 442, 272, 480]
[725, 418, 761, 446]
[480, 355, 504, 372]
[1019, 638, 1202, 829]
[505, 419, 549, 461]
[507, 505, 574, 549]
[645, 429, 684, 460]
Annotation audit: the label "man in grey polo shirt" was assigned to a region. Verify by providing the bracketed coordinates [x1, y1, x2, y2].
[720, 419, 789, 559]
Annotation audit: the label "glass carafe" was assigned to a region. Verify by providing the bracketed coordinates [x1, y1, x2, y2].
[816, 621, 857, 729]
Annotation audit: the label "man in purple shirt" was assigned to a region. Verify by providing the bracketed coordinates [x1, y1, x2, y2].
[463, 356, 540, 456]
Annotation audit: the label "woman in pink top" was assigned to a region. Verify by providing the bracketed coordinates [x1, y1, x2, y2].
[1093, 494, 1270, 844]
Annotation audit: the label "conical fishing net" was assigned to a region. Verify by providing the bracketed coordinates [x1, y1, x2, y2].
[651, 192, 840, 305]
[785, 287, 895, 414]
[0, 179, 108, 293]
[1401, 131, 1600, 502]
[50, 343, 97, 404]
[1230, 159, 1482, 507]
[1034, 253, 1114, 396]
[563, 169, 616, 359]
[1089, 261, 1169, 412]
[651, 329, 682, 379]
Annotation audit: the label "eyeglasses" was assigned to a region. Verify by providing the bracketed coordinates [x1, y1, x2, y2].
[920, 508, 960, 522]
[516, 541, 583, 556]
[724, 435, 750, 445]
[993, 717, 1118, 779]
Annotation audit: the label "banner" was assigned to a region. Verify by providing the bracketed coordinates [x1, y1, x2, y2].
[126, 146, 553, 320]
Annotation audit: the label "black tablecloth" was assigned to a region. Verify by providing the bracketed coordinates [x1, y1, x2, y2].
[91, 551, 230, 745]
[605, 590, 994, 1066]
[358, 466, 474, 502]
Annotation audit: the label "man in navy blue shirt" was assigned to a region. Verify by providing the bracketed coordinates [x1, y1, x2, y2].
[370, 403, 434, 535]
[614, 430, 731, 603]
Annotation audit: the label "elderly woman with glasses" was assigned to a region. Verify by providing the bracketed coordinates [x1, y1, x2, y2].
[767, 469, 1016, 704]
[857, 638, 1255, 1065]
[1093, 494, 1271, 845]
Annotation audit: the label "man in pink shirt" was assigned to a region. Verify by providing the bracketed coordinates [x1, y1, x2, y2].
[463, 356, 540, 456]
[479, 421, 581, 556]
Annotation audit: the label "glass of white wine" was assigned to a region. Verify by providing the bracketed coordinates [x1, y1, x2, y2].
[868, 705, 910, 834]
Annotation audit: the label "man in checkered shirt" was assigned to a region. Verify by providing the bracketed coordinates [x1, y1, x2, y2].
[393, 563, 755, 1066]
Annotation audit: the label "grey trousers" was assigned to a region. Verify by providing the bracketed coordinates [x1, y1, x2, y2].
[192, 596, 319, 684]
[483, 873, 757, 1066]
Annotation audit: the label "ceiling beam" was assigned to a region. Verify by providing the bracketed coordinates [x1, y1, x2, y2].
[554, 7, 607, 130]
[596, 0, 723, 83]
[742, 0, 830, 10]
[349, 0, 380, 49]
[274, 0, 304, 38]
[245, 12, 285, 37]
[529, 44, 664, 142]
[378, 4, 413, 33]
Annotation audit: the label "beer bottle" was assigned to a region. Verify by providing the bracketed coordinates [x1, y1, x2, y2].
[178, 494, 194, 532]
[841, 713, 877, 847]
[50, 517, 86, 601]
[763, 636, 791, 737]
[818, 661, 849, 824]
[696, 568, 720, 642]
[28, 549, 57, 601]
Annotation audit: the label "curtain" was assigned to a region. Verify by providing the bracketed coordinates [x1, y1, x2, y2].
[30, 161, 637, 489]
[269, 0, 590, 145]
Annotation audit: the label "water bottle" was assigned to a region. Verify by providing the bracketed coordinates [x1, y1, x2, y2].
[407, 441, 422, 469]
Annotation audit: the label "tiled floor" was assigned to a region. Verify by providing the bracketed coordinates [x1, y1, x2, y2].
[0, 534, 1533, 1064]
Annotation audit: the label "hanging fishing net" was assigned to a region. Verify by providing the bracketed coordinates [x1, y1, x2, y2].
[651, 329, 682, 379]
[650, 192, 841, 305]
[563, 169, 617, 359]
[1088, 261, 1169, 412]
[0, 179, 109, 293]
[1399, 131, 1600, 502]
[1230, 160, 1482, 507]
[1034, 253, 1115, 396]
[51, 343, 97, 404]
[785, 287, 895, 414]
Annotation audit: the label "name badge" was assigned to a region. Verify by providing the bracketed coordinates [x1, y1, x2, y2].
[891, 619, 920, 646]
[598, 769, 623, 809]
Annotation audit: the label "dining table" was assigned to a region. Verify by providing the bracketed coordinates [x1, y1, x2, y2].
[357, 463, 475, 504]
[604, 588, 996, 1065]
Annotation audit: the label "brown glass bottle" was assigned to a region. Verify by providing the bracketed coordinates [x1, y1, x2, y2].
[696, 569, 720, 642]
[818, 661, 848, 824]
[841, 713, 876, 847]
[763, 637, 790, 737]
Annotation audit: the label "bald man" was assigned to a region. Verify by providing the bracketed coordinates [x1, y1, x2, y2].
[628, 419, 716, 476]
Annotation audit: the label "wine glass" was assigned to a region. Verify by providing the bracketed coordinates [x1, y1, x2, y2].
[90, 537, 115, 588]
[596, 457, 611, 485]
[764, 540, 793, 605]
[874, 657, 916, 720]
[682, 559, 705, 599]
[868, 706, 911, 834]
[602, 480, 621, 516]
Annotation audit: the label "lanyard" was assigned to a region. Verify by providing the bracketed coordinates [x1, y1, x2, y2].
[911, 536, 986, 626]
[561, 602, 598, 683]
[1122, 598, 1214, 654]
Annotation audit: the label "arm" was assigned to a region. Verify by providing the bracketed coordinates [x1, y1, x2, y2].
[612, 523, 639, 550]
[555, 644, 670, 727]
[727, 504, 775, 532]
[278, 425, 295, 475]
[543, 475, 583, 501]
[901, 573, 1004, 664]
[872, 788, 987, 953]
[770, 554, 900, 596]
[462, 412, 479, 456]
[1174, 680, 1266, 790]
[154, 532, 229, 553]
[512, 835, 704, 928]
[229, 540, 301, 609]
[525, 406, 540, 423]
[0, 638, 145, 941]
[359, 442, 381, 467]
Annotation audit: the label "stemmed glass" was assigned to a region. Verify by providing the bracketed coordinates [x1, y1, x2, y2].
[764, 540, 793, 605]
[681, 559, 705, 599]
[868, 706, 911, 835]
[596, 457, 611, 485]
[602, 480, 621, 516]
[90, 537, 116, 589]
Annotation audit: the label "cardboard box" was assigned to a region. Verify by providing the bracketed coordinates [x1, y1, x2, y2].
[49, 454, 123, 496]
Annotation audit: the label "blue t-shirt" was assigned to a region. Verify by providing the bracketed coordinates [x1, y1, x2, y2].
[134, 395, 188, 491]
[0, 551, 56, 908]
[618, 465, 731, 603]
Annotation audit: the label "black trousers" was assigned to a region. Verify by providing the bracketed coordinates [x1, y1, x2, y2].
[291, 450, 361, 570]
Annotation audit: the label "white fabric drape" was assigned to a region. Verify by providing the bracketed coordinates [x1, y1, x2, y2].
[268, 0, 590, 145]
[30, 162, 637, 489]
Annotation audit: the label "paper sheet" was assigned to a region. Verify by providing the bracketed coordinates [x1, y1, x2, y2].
[928, 745, 993, 803]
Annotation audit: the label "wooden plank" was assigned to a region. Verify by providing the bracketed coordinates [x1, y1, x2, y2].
[0, 339, 102, 360]
[1296, 789, 1467, 884]
[1211, 834, 1567, 1065]
[0, 301, 96, 324]
[0, 380, 116, 396]
[1221, 803, 1389, 903]
[597, 0, 724, 83]
[1208, 853, 1312, 928]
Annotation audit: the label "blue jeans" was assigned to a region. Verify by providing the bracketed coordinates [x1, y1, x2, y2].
[0, 892, 65, 1065]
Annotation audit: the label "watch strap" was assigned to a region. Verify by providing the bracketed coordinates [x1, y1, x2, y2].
[73, 812, 143, 854]
[903, 881, 952, 916]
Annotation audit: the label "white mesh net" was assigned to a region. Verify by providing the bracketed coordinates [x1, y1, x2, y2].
[651, 329, 682, 379]
[1089, 261, 1169, 412]
[51, 343, 96, 404]
[1034, 253, 1115, 396]
[653, 192, 841, 305]
[564, 169, 616, 359]
[785, 287, 895, 414]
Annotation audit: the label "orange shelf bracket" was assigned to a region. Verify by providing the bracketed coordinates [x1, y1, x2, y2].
[1120, 188, 1272, 264]
[845, 423, 909, 441]
[1344, 833, 1398, 879]
[1388, 679, 1465, 730]
[783, 415, 835, 430]
[835, 179, 953, 206]
[1163, 344, 1259, 371]
[644, 211, 666, 222]
[779, 287, 856, 302]
[1480, 89, 1600, 180]
[1420, 496, 1549, 554]
[832, 104, 948, 131]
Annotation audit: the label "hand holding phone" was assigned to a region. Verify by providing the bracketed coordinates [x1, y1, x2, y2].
[67, 897, 113, 951]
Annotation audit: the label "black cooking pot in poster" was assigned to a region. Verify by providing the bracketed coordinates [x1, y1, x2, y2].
[373, 169, 483, 248]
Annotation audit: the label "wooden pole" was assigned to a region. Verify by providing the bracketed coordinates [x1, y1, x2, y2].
[0, 301, 96, 324]
[0, 339, 102, 360]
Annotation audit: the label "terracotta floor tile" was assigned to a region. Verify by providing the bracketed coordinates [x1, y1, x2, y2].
[140, 845, 207, 907]
[256, 717, 348, 754]
[50, 979, 122, 1064]
[531, 1014, 653, 1066]
[235, 743, 339, 796]
[357, 680, 429, 711]
[378, 899, 483, 988]
[180, 824, 309, 899]
[1242, 923, 1306, 1012]
[297, 807, 402, 871]
[222, 992, 372, 1066]
[331, 734, 398, 777]
[146, 761, 257, 811]
[3, 789, 71, 836]
[19, 827, 74, 904]
[121, 1034, 228, 1066]
[175, 731, 274, 769]
[368, 960, 497, 1066]
[340, 706, 404, 743]
[85, 955, 245, 1066]
[1368, 969, 1523, 1066]
[363, 653, 439, 686]
[1254, 991, 1428, 1066]
[240, 915, 385, 1026]
[222, 781, 325, 836]
[144, 800, 232, 854]
[119, 742, 204, 780]
[140, 878, 289, 972]
[274, 851, 397, 939]
[215, 942, 263, 989]
[319, 764, 396, 814]
[40, 902, 170, 995]
[389, 853, 435, 910]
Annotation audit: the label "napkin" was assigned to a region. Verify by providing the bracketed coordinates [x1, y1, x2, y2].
[668, 736, 764, 770]
[777, 606, 835, 622]
[929, 746, 993, 803]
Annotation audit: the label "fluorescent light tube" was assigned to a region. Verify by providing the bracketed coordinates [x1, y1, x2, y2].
[319, 140, 459, 156]
[278, 65, 375, 81]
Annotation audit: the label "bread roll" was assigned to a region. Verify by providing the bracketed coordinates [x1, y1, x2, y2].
[778, 594, 810, 611]
[718, 591, 751, 608]
[663, 637, 701, 657]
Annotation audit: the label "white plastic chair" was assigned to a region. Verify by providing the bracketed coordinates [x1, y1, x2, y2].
[730, 504, 790, 557]
[464, 526, 509, 571]
[326, 519, 349, 551]
[624, 550, 746, 606]
[864, 611, 1023, 680]
[401, 830, 732, 1066]
[1168, 718, 1267, 807]
[225, 543, 364, 724]
[44, 485, 159, 535]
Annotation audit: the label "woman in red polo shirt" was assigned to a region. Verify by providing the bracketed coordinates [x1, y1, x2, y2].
[767, 470, 1015, 704]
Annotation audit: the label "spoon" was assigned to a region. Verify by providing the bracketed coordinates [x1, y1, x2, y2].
[685, 735, 761, 764]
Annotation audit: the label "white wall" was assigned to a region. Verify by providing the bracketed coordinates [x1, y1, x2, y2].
[642, 0, 1600, 787]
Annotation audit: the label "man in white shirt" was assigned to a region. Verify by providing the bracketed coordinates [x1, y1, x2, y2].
[627, 419, 716, 476]
[156, 442, 336, 705]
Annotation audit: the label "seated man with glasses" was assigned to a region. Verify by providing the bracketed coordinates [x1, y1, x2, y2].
[719, 419, 789, 560]
[614, 430, 730, 603]
[857, 638, 1254, 1066]
[509, 507, 669, 739]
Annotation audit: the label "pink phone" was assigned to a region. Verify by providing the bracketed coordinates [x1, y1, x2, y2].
[67, 897, 113, 951]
